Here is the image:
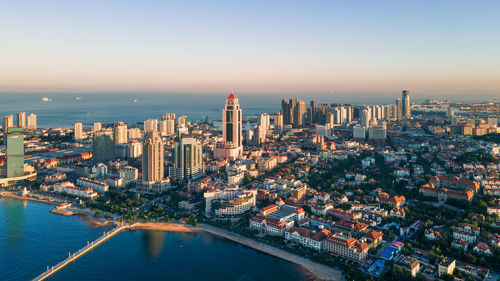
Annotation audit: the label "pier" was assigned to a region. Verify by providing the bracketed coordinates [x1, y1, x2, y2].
[32, 224, 130, 281]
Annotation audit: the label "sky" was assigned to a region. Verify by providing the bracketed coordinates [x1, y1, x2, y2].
[1, 0, 499, 97]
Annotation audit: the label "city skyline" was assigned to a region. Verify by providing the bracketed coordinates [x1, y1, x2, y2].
[1, 0, 500, 95]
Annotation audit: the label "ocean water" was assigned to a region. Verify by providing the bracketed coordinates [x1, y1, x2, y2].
[0, 198, 111, 280]
[0, 199, 306, 281]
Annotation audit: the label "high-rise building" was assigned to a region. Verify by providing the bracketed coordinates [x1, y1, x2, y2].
[113, 122, 128, 145]
[162, 113, 176, 121]
[273, 113, 283, 131]
[128, 128, 142, 139]
[142, 131, 164, 182]
[3, 115, 14, 145]
[93, 130, 115, 163]
[16, 112, 26, 128]
[353, 126, 367, 139]
[213, 91, 243, 160]
[281, 98, 306, 127]
[160, 119, 175, 136]
[144, 119, 158, 133]
[74, 123, 83, 140]
[487, 115, 498, 128]
[27, 114, 37, 130]
[396, 98, 403, 120]
[402, 90, 411, 117]
[369, 122, 387, 140]
[360, 108, 371, 127]
[169, 136, 204, 180]
[128, 140, 143, 159]
[6, 127, 24, 177]
[93, 122, 102, 132]
[177, 116, 188, 129]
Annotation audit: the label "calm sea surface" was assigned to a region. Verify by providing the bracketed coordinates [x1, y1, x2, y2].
[0, 199, 306, 281]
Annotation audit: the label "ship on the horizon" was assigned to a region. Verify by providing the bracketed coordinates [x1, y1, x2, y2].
[42, 97, 52, 102]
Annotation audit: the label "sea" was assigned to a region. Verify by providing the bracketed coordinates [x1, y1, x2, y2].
[0, 198, 306, 281]
[0, 91, 489, 129]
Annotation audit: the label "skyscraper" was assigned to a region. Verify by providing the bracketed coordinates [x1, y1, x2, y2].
[27, 114, 37, 130]
[74, 123, 83, 140]
[273, 113, 283, 131]
[6, 127, 24, 177]
[281, 98, 306, 127]
[142, 131, 164, 182]
[16, 112, 26, 128]
[93, 130, 115, 163]
[113, 122, 128, 145]
[3, 115, 14, 145]
[169, 136, 204, 179]
[144, 119, 158, 133]
[396, 98, 403, 120]
[160, 119, 175, 136]
[213, 91, 243, 160]
[402, 90, 411, 117]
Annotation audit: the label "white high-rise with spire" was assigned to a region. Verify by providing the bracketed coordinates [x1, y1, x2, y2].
[214, 91, 243, 160]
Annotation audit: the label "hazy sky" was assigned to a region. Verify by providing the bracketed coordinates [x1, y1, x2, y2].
[1, 0, 500, 96]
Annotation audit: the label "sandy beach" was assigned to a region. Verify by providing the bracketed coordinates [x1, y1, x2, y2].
[131, 222, 203, 232]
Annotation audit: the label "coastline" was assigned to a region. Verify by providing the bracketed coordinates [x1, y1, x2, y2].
[130, 222, 344, 281]
[0, 193, 60, 206]
[2, 196, 343, 281]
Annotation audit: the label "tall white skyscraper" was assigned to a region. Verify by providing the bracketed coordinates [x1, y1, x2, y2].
[74, 123, 83, 140]
[17, 112, 26, 128]
[27, 114, 37, 130]
[114, 122, 128, 145]
[213, 91, 243, 160]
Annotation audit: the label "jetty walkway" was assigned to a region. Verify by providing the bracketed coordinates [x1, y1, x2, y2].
[32, 224, 130, 281]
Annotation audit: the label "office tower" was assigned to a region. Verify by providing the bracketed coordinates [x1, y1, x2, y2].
[93, 122, 102, 132]
[6, 127, 24, 177]
[402, 90, 411, 117]
[369, 122, 387, 140]
[74, 122, 83, 140]
[273, 113, 283, 131]
[487, 115, 498, 128]
[396, 98, 403, 120]
[213, 91, 243, 160]
[162, 113, 176, 121]
[169, 136, 204, 179]
[128, 128, 142, 139]
[353, 126, 367, 139]
[447, 108, 454, 117]
[144, 119, 158, 133]
[16, 112, 26, 128]
[113, 122, 128, 145]
[93, 130, 115, 163]
[281, 99, 292, 125]
[142, 131, 164, 182]
[3, 115, 14, 145]
[27, 114, 37, 130]
[294, 99, 306, 127]
[128, 140, 143, 159]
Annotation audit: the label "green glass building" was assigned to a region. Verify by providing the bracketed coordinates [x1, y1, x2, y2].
[6, 127, 24, 178]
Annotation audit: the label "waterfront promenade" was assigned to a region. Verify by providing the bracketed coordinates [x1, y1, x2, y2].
[32, 224, 130, 281]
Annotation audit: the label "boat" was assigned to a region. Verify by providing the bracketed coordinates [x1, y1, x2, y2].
[133, 99, 138, 103]
[76, 97, 81, 101]
[42, 97, 52, 102]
